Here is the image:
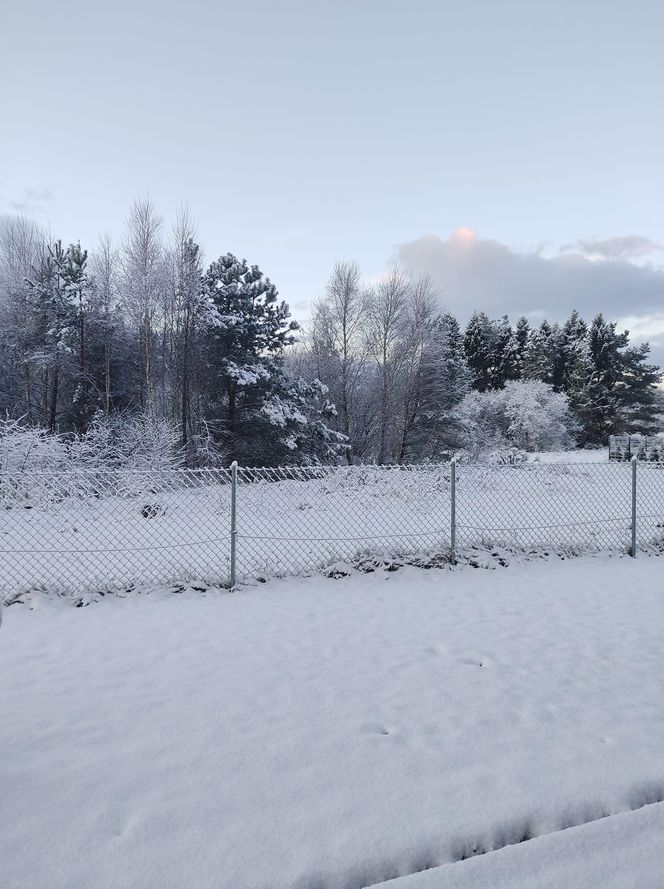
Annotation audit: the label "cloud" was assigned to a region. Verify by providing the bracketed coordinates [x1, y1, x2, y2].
[3, 187, 54, 215]
[397, 228, 664, 322]
[560, 235, 662, 261]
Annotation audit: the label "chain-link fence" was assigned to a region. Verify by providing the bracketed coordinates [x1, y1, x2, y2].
[1, 459, 663, 599]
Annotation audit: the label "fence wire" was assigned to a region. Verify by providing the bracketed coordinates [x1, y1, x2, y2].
[1, 460, 663, 598]
[0, 468, 232, 598]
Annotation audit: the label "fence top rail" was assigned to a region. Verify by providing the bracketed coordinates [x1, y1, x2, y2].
[0, 459, 654, 481]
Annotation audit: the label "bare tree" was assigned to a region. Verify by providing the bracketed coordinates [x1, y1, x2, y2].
[89, 234, 120, 415]
[366, 267, 410, 464]
[121, 198, 164, 413]
[395, 273, 436, 463]
[168, 206, 203, 452]
[0, 215, 47, 421]
[311, 261, 368, 463]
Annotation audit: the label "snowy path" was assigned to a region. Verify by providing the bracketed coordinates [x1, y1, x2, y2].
[2, 557, 664, 888]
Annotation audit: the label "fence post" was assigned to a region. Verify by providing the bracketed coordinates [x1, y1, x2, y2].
[230, 460, 238, 587]
[630, 455, 637, 557]
[450, 457, 457, 564]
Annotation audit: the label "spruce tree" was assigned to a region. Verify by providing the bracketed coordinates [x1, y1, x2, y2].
[523, 320, 555, 385]
[493, 315, 520, 385]
[615, 342, 661, 433]
[561, 310, 588, 392]
[464, 312, 494, 392]
[413, 312, 471, 458]
[513, 316, 530, 379]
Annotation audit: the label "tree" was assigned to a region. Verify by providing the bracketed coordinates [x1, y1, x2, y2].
[0, 216, 47, 422]
[455, 380, 576, 458]
[615, 342, 661, 433]
[25, 240, 91, 431]
[560, 310, 588, 392]
[523, 320, 554, 385]
[408, 311, 471, 460]
[60, 242, 94, 432]
[311, 261, 368, 463]
[513, 316, 530, 378]
[167, 208, 204, 454]
[88, 234, 126, 417]
[121, 198, 165, 413]
[565, 337, 612, 445]
[203, 254, 340, 464]
[395, 274, 436, 463]
[464, 311, 495, 392]
[492, 315, 519, 386]
[366, 268, 410, 463]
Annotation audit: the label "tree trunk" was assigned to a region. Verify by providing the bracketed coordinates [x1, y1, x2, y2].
[48, 365, 59, 432]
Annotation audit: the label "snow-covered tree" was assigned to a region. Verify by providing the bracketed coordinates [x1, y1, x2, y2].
[366, 268, 410, 464]
[464, 311, 495, 392]
[203, 253, 342, 465]
[455, 380, 576, 458]
[407, 311, 471, 460]
[310, 261, 369, 464]
[121, 198, 165, 413]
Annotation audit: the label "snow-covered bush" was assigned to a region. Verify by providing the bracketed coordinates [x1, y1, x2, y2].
[454, 381, 577, 459]
[0, 418, 67, 472]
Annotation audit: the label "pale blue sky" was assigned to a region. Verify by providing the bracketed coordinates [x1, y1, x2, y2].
[2, 0, 663, 344]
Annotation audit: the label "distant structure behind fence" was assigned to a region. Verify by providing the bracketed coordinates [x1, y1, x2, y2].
[609, 433, 664, 462]
[2, 459, 664, 599]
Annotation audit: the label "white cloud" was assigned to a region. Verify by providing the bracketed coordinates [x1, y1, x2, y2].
[396, 229, 664, 364]
[397, 228, 664, 321]
[560, 235, 662, 261]
[2, 187, 54, 215]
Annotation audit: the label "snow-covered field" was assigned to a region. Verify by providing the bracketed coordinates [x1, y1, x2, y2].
[3, 454, 664, 599]
[2, 556, 664, 888]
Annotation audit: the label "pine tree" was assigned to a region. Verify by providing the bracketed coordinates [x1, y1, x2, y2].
[493, 315, 520, 385]
[412, 311, 471, 459]
[464, 312, 494, 392]
[549, 323, 566, 391]
[561, 310, 588, 392]
[514, 316, 530, 377]
[615, 342, 661, 433]
[566, 337, 613, 445]
[60, 242, 95, 433]
[25, 240, 88, 430]
[523, 321, 555, 385]
[203, 254, 340, 464]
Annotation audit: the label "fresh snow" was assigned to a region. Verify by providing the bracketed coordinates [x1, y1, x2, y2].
[5, 455, 663, 599]
[378, 801, 664, 888]
[2, 556, 664, 888]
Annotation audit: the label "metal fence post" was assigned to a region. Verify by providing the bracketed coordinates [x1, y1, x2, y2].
[450, 457, 457, 564]
[631, 455, 637, 557]
[230, 460, 238, 587]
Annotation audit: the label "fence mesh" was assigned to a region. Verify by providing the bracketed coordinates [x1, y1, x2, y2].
[1, 459, 664, 598]
[235, 465, 452, 580]
[456, 462, 635, 552]
[0, 468, 231, 598]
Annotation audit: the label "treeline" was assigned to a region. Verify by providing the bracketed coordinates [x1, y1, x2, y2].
[0, 204, 660, 466]
[0, 203, 341, 466]
[302, 263, 661, 462]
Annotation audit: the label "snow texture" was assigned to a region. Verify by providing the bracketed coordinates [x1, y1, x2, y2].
[2, 557, 664, 888]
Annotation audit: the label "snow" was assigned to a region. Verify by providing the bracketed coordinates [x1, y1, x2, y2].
[381, 801, 664, 889]
[528, 447, 609, 463]
[5, 456, 664, 599]
[2, 556, 664, 888]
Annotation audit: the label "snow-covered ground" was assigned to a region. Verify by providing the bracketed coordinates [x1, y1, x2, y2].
[3, 454, 663, 599]
[527, 447, 608, 463]
[2, 556, 664, 889]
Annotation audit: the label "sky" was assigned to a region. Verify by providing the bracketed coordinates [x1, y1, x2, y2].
[2, 0, 664, 355]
